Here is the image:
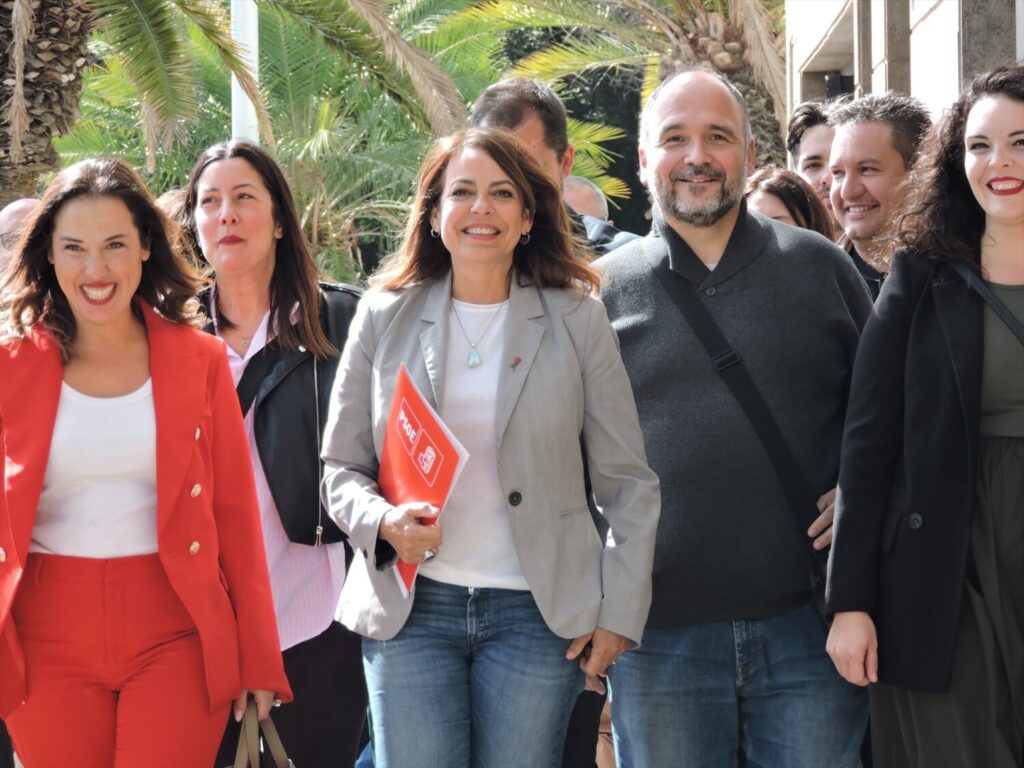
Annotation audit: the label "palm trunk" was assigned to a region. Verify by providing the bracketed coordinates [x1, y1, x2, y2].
[1, 0, 93, 204]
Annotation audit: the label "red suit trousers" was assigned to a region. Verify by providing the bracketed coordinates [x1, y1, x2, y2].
[5, 553, 230, 767]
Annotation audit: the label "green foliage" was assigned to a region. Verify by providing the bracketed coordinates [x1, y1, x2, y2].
[58, 0, 643, 273]
[58, 7, 431, 281]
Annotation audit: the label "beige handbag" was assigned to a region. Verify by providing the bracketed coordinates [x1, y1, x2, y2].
[233, 699, 294, 768]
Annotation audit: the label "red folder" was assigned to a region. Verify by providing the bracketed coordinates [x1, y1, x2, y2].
[378, 363, 467, 596]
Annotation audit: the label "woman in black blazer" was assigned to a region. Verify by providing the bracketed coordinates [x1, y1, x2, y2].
[825, 65, 1024, 767]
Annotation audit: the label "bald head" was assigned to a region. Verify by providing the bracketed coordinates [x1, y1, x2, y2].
[0, 198, 39, 264]
[640, 70, 751, 149]
[564, 175, 609, 220]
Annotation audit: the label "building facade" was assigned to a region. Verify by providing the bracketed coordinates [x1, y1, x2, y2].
[786, 0, 1024, 120]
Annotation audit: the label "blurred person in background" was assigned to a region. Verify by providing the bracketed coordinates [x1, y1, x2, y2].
[828, 93, 931, 298]
[787, 99, 837, 224]
[0, 199, 39, 269]
[564, 175, 610, 223]
[746, 166, 835, 240]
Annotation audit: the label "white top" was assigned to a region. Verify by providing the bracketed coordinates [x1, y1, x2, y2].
[216, 300, 348, 651]
[32, 380, 159, 557]
[420, 299, 529, 590]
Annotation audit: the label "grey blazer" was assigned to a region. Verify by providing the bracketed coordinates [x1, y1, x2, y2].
[321, 272, 660, 643]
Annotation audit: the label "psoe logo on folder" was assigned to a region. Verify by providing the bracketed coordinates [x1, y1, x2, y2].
[413, 430, 444, 487]
[396, 398, 421, 456]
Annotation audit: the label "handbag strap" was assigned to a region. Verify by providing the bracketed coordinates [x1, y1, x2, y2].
[258, 707, 291, 768]
[232, 699, 292, 768]
[642, 237, 822, 535]
[951, 262, 1024, 345]
[233, 700, 261, 768]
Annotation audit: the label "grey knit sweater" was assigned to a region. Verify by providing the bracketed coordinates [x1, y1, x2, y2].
[597, 205, 872, 626]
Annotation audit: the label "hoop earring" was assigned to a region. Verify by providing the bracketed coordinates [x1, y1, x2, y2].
[520, 232, 531, 245]
[430, 229, 439, 238]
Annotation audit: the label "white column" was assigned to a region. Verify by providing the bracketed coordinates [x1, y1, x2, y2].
[1017, 0, 1023, 61]
[230, 0, 260, 141]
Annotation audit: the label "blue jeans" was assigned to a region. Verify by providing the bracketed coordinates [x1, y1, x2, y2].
[362, 577, 584, 768]
[609, 605, 867, 768]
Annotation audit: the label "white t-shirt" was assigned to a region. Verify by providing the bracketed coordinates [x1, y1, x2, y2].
[32, 380, 159, 557]
[420, 299, 529, 590]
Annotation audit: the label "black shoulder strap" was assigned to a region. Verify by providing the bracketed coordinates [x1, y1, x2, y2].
[642, 237, 822, 534]
[235, 346, 276, 417]
[951, 262, 1024, 346]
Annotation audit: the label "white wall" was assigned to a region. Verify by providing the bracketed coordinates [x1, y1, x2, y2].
[909, 0, 960, 118]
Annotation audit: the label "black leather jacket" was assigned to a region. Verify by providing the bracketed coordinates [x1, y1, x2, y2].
[205, 282, 362, 546]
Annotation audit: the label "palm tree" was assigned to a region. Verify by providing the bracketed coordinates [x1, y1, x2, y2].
[57, 5, 431, 281]
[53, 1, 639, 277]
[0, 0, 465, 207]
[431, 0, 787, 168]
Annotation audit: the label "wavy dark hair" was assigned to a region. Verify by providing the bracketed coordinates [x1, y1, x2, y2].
[893, 63, 1024, 269]
[373, 127, 598, 294]
[1, 158, 204, 362]
[183, 140, 333, 358]
[745, 166, 834, 240]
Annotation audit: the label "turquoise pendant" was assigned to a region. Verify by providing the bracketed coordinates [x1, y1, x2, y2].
[467, 347, 482, 368]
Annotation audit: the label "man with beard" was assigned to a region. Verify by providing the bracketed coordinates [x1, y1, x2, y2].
[596, 70, 872, 767]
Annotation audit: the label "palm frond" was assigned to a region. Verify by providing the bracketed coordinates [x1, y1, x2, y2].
[567, 118, 626, 161]
[640, 53, 660, 105]
[393, 0, 480, 35]
[444, 0, 657, 45]
[511, 35, 654, 82]
[172, 0, 274, 145]
[267, 0, 465, 136]
[567, 154, 631, 201]
[736, 0, 787, 127]
[347, 0, 466, 134]
[89, 0, 197, 151]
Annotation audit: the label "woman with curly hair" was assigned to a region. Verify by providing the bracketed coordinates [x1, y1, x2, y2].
[826, 63, 1024, 767]
[0, 158, 290, 766]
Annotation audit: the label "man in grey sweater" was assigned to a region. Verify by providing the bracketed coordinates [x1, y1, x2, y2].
[598, 70, 871, 767]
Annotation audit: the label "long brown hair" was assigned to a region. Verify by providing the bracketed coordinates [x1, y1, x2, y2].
[892, 63, 1024, 270]
[1, 158, 205, 362]
[745, 166, 834, 240]
[183, 140, 333, 358]
[373, 127, 599, 294]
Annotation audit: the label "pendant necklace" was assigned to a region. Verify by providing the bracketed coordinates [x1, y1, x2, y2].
[451, 300, 505, 368]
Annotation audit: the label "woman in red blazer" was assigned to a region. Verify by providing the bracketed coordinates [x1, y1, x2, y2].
[0, 158, 291, 767]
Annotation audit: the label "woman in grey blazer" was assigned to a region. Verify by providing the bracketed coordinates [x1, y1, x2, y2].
[321, 127, 660, 768]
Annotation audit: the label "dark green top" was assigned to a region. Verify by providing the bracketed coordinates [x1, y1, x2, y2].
[980, 283, 1024, 437]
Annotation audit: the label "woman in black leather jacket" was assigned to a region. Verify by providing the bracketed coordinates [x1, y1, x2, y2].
[182, 139, 367, 767]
